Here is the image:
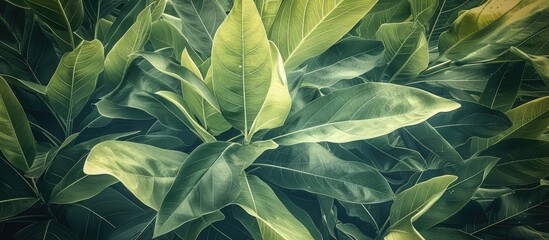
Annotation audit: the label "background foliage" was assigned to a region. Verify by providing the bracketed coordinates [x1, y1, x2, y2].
[0, 0, 548, 239]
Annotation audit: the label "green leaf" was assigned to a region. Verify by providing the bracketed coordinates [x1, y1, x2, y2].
[46, 40, 104, 128]
[211, 0, 289, 141]
[425, 0, 482, 46]
[480, 138, 549, 186]
[410, 0, 438, 27]
[439, 0, 549, 63]
[149, 19, 201, 63]
[102, 5, 152, 94]
[267, 83, 460, 145]
[26, 133, 80, 178]
[106, 210, 159, 240]
[180, 49, 231, 136]
[511, 46, 549, 87]
[376, 22, 429, 84]
[0, 74, 46, 95]
[270, 0, 378, 70]
[255, 0, 282, 32]
[175, 211, 225, 240]
[415, 157, 499, 230]
[0, 157, 38, 221]
[420, 228, 480, 240]
[356, 0, 411, 39]
[337, 223, 373, 240]
[12, 220, 77, 240]
[301, 37, 384, 88]
[84, 141, 188, 210]
[385, 175, 457, 240]
[23, 0, 83, 52]
[171, 0, 226, 57]
[154, 141, 276, 237]
[0, 76, 35, 172]
[234, 174, 314, 240]
[254, 143, 394, 203]
[468, 96, 549, 154]
[478, 61, 525, 111]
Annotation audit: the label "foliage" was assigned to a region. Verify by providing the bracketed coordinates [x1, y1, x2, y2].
[0, 0, 548, 239]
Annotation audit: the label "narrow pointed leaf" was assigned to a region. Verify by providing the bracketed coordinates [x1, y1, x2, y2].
[511, 46, 549, 87]
[356, 0, 411, 39]
[0, 157, 38, 220]
[478, 61, 524, 111]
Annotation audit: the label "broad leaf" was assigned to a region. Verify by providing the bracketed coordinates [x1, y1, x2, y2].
[234, 174, 314, 240]
[255, 0, 282, 32]
[480, 138, 549, 186]
[171, 0, 226, 57]
[149, 19, 200, 63]
[337, 223, 373, 240]
[356, 0, 410, 39]
[478, 61, 524, 111]
[254, 143, 394, 203]
[301, 37, 384, 88]
[0, 157, 38, 220]
[439, 0, 549, 63]
[0, 76, 35, 172]
[421, 228, 480, 240]
[410, 0, 438, 27]
[102, 5, 152, 94]
[106, 211, 161, 240]
[375, 22, 429, 83]
[12, 220, 77, 240]
[270, 0, 378, 70]
[511, 46, 549, 87]
[425, 0, 482, 46]
[46, 40, 104, 129]
[84, 141, 188, 210]
[154, 141, 276, 237]
[175, 211, 225, 240]
[385, 175, 457, 240]
[267, 83, 460, 145]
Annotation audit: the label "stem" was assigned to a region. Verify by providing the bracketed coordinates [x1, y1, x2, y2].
[423, 60, 452, 75]
[66, 119, 73, 138]
[227, 133, 244, 142]
[30, 178, 45, 204]
[378, 216, 391, 239]
[29, 121, 62, 146]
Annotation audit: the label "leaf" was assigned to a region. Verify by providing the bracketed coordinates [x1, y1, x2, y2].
[356, 0, 411, 39]
[438, 0, 549, 63]
[415, 157, 499, 230]
[211, 0, 287, 141]
[375, 22, 429, 84]
[267, 83, 460, 145]
[480, 138, 549, 186]
[154, 141, 276, 237]
[478, 61, 525, 111]
[46, 40, 104, 128]
[511, 46, 549, 87]
[301, 37, 385, 88]
[12, 220, 77, 240]
[385, 175, 457, 240]
[0, 74, 46, 95]
[425, 0, 482, 46]
[102, 5, 152, 94]
[270, 0, 378, 70]
[337, 223, 373, 240]
[0, 157, 38, 221]
[254, 143, 394, 203]
[420, 228, 481, 240]
[106, 211, 160, 240]
[414, 62, 504, 92]
[84, 141, 188, 210]
[255, 0, 282, 32]
[171, 0, 226, 57]
[0, 76, 35, 172]
[410, 0, 438, 27]
[174, 211, 225, 240]
[23, 0, 83, 52]
[149, 19, 201, 63]
[468, 96, 549, 154]
[400, 122, 463, 168]
[466, 185, 549, 234]
[234, 174, 314, 240]
[26, 133, 80, 178]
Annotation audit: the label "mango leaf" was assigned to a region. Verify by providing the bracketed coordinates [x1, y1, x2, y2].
[102, 5, 152, 94]
[466, 185, 549, 234]
[267, 83, 460, 145]
[384, 175, 457, 240]
[480, 138, 549, 186]
[400, 122, 463, 168]
[420, 228, 480, 240]
[255, 0, 282, 32]
[511, 46, 549, 87]
[467, 96, 549, 154]
[301, 37, 384, 88]
[0, 157, 38, 221]
[46, 40, 104, 130]
[438, 0, 549, 63]
[180, 49, 231, 136]
[171, 0, 226, 57]
[356, 0, 411, 39]
[375, 22, 429, 84]
[84, 141, 188, 210]
[409, 0, 438, 27]
[415, 157, 499, 230]
[154, 141, 276, 237]
[254, 143, 394, 203]
[270, 0, 378, 70]
[12, 220, 77, 240]
[23, 0, 83, 52]
[211, 0, 288, 141]
[0, 76, 35, 172]
[234, 174, 314, 240]
[478, 61, 525, 111]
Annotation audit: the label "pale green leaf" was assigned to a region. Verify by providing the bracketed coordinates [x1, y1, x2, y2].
[356, 0, 410, 39]
[255, 0, 283, 32]
[149, 19, 201, 63]
[270, 0, 378, 70]
[410, 0, 438, 27]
